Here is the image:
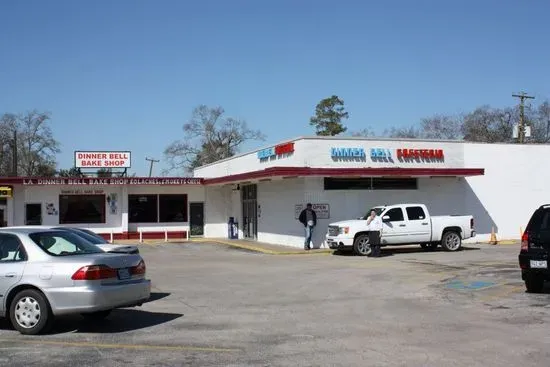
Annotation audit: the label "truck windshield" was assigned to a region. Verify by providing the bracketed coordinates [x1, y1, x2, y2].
[362, 207, 385, 219]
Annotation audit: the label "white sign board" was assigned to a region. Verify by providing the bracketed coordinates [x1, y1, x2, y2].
[295, 203, 330, 219]
[75, 151, 131, 168]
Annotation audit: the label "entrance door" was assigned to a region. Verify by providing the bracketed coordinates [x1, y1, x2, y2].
[25, 203, 42, 225]
[189, 202, 204, 236]
[241, 184, 258, 240]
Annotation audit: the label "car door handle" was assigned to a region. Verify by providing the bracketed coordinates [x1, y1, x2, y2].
[5, 273, 16, 278]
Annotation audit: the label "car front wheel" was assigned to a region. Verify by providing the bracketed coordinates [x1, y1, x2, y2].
[9, 289, 52, 335]
[353, 234, 372, 256]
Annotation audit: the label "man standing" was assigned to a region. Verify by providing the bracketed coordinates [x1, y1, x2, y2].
[366, 209, 383, 257]
[298, 203, 317, 250]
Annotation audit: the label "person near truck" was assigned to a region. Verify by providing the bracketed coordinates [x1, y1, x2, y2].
[366, 209, 383, 257]
[298, 203, 317, 250]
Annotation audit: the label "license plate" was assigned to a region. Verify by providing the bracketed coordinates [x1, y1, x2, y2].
[530, 260, 547, 269]
[117, 268, 131, 280]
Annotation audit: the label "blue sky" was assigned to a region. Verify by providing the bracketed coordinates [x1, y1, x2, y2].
[1, 0, 549, 176]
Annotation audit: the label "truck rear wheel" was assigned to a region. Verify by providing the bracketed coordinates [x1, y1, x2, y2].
[441, 231, 462, 251]
[353, 234, 372, 256]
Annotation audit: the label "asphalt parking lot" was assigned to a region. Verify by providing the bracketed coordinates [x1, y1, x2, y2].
[1, 242, 549, 367]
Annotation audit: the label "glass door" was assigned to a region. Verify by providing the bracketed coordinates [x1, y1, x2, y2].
[241, 184, 257, 240]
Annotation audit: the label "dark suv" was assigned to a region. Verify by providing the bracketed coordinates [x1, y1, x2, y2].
[519, 204, 550, 293]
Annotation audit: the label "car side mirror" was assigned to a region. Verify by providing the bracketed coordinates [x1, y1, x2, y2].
[382, 215, 390, 222]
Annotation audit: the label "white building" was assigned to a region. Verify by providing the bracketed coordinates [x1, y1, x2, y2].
[196, 136, 545, 248]
[0, 137, 544, 248]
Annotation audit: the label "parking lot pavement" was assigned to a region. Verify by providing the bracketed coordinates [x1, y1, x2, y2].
[1, 242, 549, 367]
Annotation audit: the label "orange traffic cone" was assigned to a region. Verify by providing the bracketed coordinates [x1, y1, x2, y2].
[489, 227, 497, 245]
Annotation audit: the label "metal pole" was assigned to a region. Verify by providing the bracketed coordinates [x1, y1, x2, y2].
[145, 157, 159, 177]
[512, 92, 535, 144]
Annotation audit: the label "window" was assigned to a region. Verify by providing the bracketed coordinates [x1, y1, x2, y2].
[0, 234, 27, 262]
[25, 203, 42, 225]
[59, 195, 105, 224]
[159, 195, 188, 222]
[384, 208, 404, 222]
[324, 177, 417, 190]
[372, 178, 417, 190]
[29, 230, 103, 257]
[406, 206, 426, 221]
[128, 195, 158, 223]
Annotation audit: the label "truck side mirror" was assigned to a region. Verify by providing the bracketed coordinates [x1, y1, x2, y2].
[382, 215, 390, 222]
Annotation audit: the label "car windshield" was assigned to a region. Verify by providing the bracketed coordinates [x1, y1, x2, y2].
[29, 231, 103, 256]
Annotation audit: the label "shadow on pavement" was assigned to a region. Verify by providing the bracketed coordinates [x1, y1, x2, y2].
[332, 246, 480, 256]
[144, 292, 171, 303]
[47, 309, 183, 335]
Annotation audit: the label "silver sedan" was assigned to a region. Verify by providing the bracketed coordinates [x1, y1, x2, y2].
[0, 227, 151, 335]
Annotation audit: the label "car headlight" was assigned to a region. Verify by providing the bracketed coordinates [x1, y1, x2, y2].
[339, 227, 349, 234]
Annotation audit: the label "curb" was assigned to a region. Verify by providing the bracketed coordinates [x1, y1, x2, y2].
[475, 240, 518, 246]
[188, 239, 333, 255]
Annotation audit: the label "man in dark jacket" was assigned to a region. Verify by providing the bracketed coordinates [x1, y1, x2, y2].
[298, 203, 317, 250]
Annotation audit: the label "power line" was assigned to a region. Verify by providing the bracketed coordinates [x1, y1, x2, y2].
[145, 157, 159, 177]
[512, 92, 535, 144]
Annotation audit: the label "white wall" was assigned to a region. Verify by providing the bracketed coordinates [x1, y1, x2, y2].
[255, 177, 470, 248]
[464, 143, 549, 241]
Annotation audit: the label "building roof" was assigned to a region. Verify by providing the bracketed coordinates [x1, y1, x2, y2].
[202, 166, 485, 185]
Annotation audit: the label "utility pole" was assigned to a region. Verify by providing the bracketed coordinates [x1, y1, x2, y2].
[512, 92, 535, 144]
[145, 157, 159, 177]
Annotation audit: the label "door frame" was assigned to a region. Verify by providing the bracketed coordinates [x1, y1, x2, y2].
[189, 201, 205, 237]
[241, 184, 258, 240]
[24, 202, 43, 225]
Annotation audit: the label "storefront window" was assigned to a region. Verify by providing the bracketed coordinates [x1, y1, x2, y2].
[324, 177, 417, 190]
[159, 194, 187, 222]
[59, 195, 105, 224]
[128, 194, 158, 223]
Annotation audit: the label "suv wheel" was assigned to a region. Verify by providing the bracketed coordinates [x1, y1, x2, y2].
[525, 276, 545, 293]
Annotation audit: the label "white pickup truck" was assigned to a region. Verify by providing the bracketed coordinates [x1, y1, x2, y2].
[325, 203, 475, 256]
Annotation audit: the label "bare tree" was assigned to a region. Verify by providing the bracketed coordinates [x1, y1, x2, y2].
[461, 105, 514, 143]
[163, 105, 265, 174]
[16, 110, 60, 176]
[419, 114, 462, 140]
[383, 126, 421, 139]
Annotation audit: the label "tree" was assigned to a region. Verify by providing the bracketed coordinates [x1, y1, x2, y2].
[461, 105, 514, 143]
[309, 95, 349, 136]
[163, 105, 265, 174]
[0, 110, 60, 176]
[57, 167, 82, 177]
[419, 115, 462, 140]
[97, 168, 113, 178]
[383, 126, 421, 139]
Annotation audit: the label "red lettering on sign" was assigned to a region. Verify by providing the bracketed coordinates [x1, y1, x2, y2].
[275, 142, 294, 155]
[397, 148, 444, 160]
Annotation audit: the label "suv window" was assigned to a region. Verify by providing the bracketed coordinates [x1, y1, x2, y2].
[527, 208, 550, 232]
[0, 234, 27, 262]
[406, 206, 426, 220]
[385, 208, 404, 222]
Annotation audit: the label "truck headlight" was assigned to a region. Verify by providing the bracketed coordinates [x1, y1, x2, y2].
[339, 227, 349, 234]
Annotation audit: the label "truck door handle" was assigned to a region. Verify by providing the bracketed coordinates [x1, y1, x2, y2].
[399, 224, 406, 227]
[422, 223, 429, 225]
[5, 273, 16, 278]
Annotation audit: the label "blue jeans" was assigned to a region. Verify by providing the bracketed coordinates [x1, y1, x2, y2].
[304, 225, 314, 248]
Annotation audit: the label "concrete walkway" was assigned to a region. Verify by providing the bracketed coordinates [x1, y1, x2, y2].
[111, 237, 333, 255]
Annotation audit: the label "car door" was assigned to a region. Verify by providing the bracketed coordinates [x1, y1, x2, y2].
[381, 207, 409, 244]
[0, 234, 27, 313]
[405, 206, 431, 243]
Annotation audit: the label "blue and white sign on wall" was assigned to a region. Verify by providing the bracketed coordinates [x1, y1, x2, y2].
[257, 147, 276, 159]
[330, 147, 366, 158]
[370, 148, 392, 159]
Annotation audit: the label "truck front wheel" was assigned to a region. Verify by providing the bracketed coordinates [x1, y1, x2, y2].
[441, 231, 462, 251]
[353, 234, 372, 256]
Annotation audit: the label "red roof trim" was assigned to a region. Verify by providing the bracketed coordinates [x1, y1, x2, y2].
[203, 166, 485, 185]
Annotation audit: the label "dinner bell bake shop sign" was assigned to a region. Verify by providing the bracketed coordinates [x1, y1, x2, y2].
[75, 151, 131, 168]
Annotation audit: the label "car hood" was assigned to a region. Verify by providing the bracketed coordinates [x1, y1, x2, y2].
[329, 219, 365, 227]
